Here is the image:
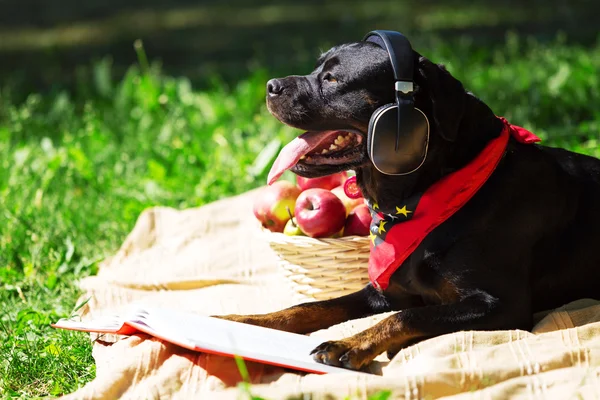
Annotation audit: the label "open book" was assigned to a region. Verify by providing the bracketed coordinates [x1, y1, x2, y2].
[52, 306, 362, 375]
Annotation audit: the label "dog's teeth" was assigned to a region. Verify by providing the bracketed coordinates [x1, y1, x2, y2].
[335, 135, 344, 145]
[300, 155, 306, 160]
[329, 144, 338, 151]
[321, 149, 329, 154]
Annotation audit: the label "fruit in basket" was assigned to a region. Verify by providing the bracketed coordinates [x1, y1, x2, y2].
[253, 181, 301, 232]
[296, 171, 348, 191]
[343, 204, 372, 236]
[283, 217, 305, 236]
[295, 188, 347, 238]
[342, 175, 363, 199]
[331, 185, 364, 215]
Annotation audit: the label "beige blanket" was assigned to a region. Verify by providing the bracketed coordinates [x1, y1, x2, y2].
[63, 189, 600, 399]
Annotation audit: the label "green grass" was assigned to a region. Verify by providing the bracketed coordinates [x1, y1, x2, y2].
[1, 35, 599, 398]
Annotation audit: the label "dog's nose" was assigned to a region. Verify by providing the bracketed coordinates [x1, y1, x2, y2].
[267, 79, 284, 96]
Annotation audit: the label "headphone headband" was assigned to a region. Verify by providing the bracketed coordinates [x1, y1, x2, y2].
[363, 30, 430, 176]
[363, 30, 415, 85]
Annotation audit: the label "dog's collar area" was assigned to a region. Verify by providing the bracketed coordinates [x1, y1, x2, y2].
[366, 117, 541, 291]
[365, 196, 419, 220]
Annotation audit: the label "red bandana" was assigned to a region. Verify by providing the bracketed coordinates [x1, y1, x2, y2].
[367, 117, 541, 290]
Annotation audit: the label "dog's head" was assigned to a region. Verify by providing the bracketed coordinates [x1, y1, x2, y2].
[266, 40, 501, 203]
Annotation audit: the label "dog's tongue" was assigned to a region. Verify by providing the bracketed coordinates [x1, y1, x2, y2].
[267, 131, 331, 185]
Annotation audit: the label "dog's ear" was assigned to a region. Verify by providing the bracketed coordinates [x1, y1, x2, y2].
[416, 55, 466, 142]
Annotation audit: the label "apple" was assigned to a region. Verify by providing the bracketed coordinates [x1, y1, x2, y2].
[253, 181, 301, 232]
[296, 171, 348, 191]
[343, 204, 372, 236]
[331, 185, 365, 216]
[283, 217, 305, 236]
[295, 188, 347, 238]
[330, 227, 344, 238]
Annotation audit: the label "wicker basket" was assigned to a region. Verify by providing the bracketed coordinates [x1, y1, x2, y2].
[263, 229, 371, 301]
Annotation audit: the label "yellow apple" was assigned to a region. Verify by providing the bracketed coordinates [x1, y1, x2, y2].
[253, 181, 301, 232]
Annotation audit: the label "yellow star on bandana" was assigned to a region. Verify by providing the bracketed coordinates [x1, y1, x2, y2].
[369, 231, 377, 245]
[373, 203, 379, 210]
[395, 205, 412, 217]
[378, 220, 387, 234]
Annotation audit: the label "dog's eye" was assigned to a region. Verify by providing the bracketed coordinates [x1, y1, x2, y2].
[323, 73, 337, 83]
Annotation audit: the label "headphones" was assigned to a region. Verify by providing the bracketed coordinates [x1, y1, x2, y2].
[363, 30, 430, 175]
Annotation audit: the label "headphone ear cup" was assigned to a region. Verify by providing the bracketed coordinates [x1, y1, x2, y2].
[367, 103, 395, 164]
[368, 104, 430, 175]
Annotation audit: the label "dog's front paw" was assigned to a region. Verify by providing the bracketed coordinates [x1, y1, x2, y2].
[310, 337, 377, 371]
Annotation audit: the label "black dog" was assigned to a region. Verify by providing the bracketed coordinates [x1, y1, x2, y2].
[221, 40, 600, 371]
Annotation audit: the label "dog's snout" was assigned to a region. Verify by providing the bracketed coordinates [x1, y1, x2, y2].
[267, 79, 284, 97]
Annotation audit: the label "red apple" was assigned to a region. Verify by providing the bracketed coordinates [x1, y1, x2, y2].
[343, 204, 372, 236]
[296, 171, 348, 191]
[331, 185, 365, 216]
[295, 188, 347, 238]
[253, 181, 301, 232]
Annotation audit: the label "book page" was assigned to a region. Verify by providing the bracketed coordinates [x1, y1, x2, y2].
[52, 313, 127, 332]
[52, 305, 154, 334]
[53, 306, 365, 374]
[139, 307, 358, 374]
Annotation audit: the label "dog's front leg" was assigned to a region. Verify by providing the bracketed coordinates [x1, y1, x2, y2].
[217, 284, 391, 334]
[311, 291, 521, 370]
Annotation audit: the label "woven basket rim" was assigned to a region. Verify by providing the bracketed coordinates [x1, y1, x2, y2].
[262, 229, 370, 245]
[258, 223, 371, 301]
